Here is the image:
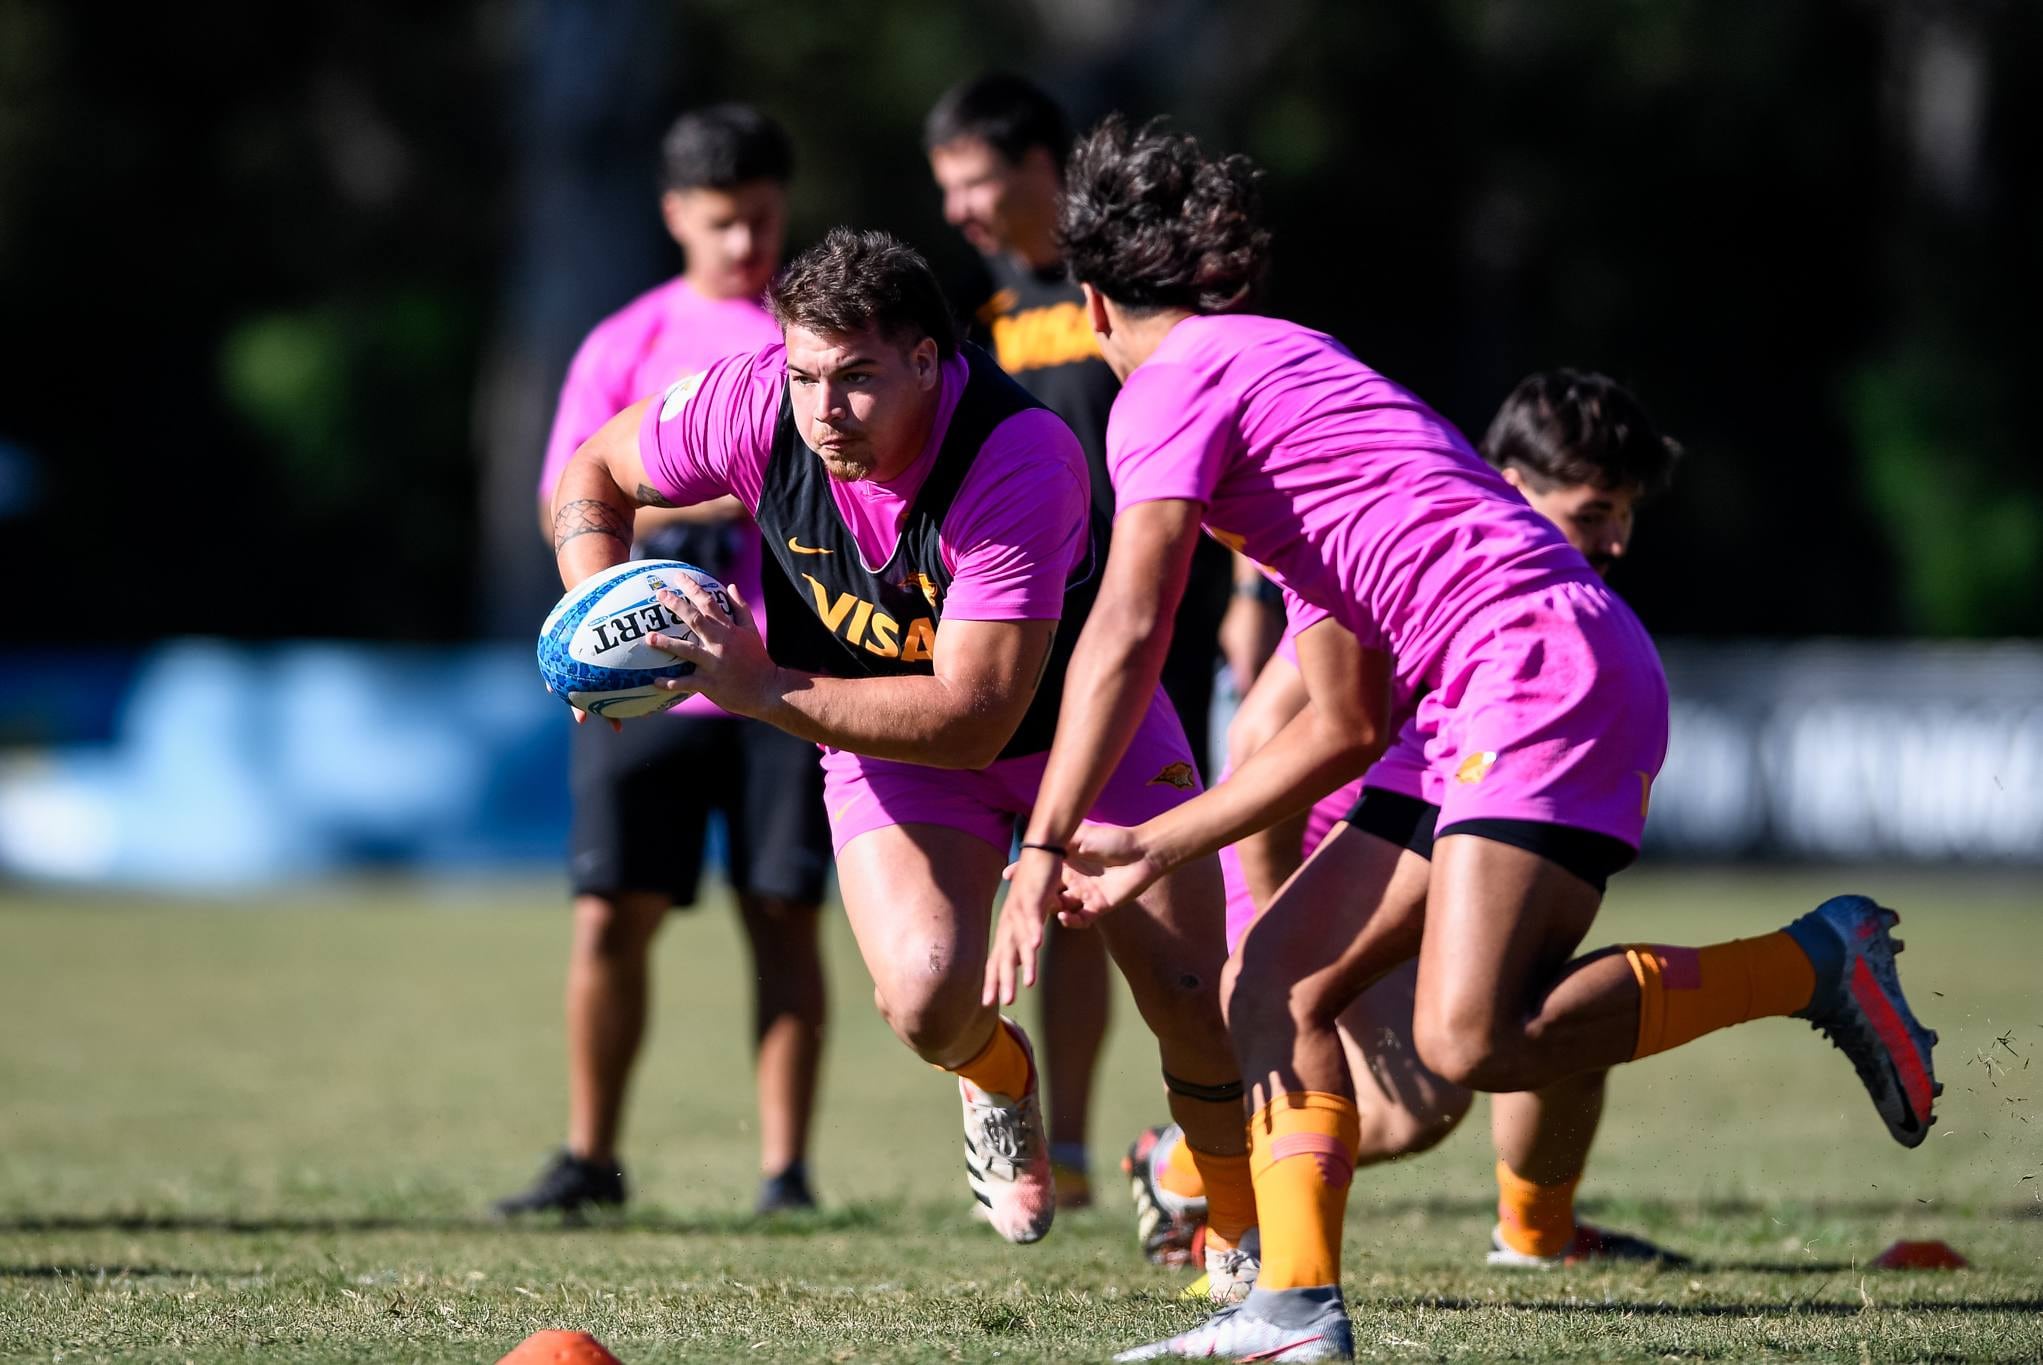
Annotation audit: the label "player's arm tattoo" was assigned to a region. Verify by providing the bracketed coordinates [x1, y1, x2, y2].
[636, 482, 678, 508]
[552, 498, 632, 554]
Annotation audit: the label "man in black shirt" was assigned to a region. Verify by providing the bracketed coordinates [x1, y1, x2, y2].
[925, 73, 1277, 1212]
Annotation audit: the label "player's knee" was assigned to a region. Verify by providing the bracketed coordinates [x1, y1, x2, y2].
[572, 894, 662, 962]
[871, 973, 977, 1062]
[741, 896, 822, 965]
[1411, 1019, 1529, 1092]
[1354, 1087, 1471, 1164]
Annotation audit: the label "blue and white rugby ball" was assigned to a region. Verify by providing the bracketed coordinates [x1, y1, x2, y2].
[537, 559, 733, 719]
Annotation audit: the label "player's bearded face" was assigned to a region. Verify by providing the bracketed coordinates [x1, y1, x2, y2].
[784, 324, 943, 483]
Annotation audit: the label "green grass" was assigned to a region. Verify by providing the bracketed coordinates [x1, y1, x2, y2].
[1, 870, 2039, 1362]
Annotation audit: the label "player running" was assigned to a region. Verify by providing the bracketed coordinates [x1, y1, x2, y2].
[1131, 371, 1693, 1278]
[925, 71, 1267, 1209]
[499, 105, 833, 1221]
[989, 118, 1939, 1360]
[549, 227, 1259, 1271]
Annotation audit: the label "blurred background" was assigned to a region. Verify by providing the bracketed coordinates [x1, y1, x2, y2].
[1, 0, 2038, 886]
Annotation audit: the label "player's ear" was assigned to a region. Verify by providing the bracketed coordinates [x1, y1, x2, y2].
[1081, 282, 1111, 338]
[911, 336, 941, 389]
[1499, 464, 1529, 494]
[658, 190, 692, 248]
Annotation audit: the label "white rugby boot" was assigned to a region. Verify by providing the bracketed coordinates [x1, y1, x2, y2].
[1124, 1123, 1206, 1266]
[959, 1020, 1055, 1244]
[1201, 1225, 1261, 1304]
[1115, 1287, 1353, 1361]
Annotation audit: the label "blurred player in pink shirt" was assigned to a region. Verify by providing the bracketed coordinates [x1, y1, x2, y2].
[991, 119, 1938, 1361]
[500, 105, 834, 1223]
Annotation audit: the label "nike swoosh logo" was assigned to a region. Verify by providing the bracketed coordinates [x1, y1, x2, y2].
[787, 536, 833, 556]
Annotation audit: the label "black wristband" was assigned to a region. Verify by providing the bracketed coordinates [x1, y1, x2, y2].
[1018, 842, 1067, 858]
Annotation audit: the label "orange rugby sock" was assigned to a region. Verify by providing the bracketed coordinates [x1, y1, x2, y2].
[1184, 1145, 1255, 1248]
[1626, 933, 1816, 1060]
[1248, 1092, 1360, 1291]
[949, 1018, 1033, 1099]
[1157, 1132, 1208, 1202]
[1494, 1158, 1580, 1258]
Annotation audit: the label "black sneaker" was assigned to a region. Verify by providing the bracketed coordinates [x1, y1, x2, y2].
[755, 1162, 817, 1214]
[491, 1148, 626, 1219]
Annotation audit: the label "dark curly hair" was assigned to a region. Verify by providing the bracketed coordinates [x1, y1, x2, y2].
[768, 227, 959, 358]
[1059, 115, 1269, 315]
[1480, 370, 1683, 497]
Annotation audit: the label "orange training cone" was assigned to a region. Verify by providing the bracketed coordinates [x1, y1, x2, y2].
[496, 1329, 623, 1364]
[1870, 1239, 1968, 1270]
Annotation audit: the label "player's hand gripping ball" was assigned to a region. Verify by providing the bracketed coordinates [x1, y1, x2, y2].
[537, 559, 734, 719]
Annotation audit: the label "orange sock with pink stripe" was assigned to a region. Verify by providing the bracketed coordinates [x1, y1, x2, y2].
[1626, 934, 1815, 1059]
[1248, 1091, 1360, 1290]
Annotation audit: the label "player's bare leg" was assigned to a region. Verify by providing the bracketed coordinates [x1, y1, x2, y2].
[737, 891, 826, 1211]
[1339, 963, 1685, 1267]
[1235, 810, 1309, 915]
[1039, 917, 1109, 1207]
[1338, 960, 1472, 1164]
[1408, 838, 1625, 1093]
[837, 823, 1056, 1243]
[1096, 850, 1260, 1298]
[564, 890, 669, 1167]
[1122, 826, 1415, 1359]
[491, 890, 664, 1220]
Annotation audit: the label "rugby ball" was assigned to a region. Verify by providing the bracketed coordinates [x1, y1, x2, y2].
[537, 559, 733, 719]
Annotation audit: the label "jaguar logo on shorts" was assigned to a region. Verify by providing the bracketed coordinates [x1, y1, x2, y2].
[1455, 750, 1498, 785]
[1148, 761, 1198, 790]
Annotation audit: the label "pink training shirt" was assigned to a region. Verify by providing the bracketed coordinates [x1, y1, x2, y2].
[540, 276, 781, 718]
[638, 343, 1091, 624]
[1108, 314, 1593, 699]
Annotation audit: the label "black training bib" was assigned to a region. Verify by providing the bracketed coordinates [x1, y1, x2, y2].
[754, 343, 1105, 761]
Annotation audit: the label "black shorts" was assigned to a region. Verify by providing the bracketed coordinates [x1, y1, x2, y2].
[568, 712, 832, 907]
[1344, 788, 1634, 894]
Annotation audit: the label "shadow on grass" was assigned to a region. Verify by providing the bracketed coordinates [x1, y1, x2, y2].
[0, 1264, 233, 1279]
[1385, 1295, 2043, 1318]
[0, 1204, 892, 1238]
[1358, 1194, 2042, 1220]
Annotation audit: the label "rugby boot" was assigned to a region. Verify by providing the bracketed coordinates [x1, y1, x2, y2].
[1202, 1226, 1261, 1303]
[1486, 1221, 1691, 1268]
[755, 1162, 817, 1214]
[960, 1022, 1056, 1243]
[1124, 1123, 1206, 1266]
[1115, 1287, 1353, 1362]
[1782, 894, 1940, 1147]
[491, 1148, 625, 1220]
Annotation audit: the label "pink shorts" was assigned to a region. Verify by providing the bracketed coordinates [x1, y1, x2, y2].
[1360, 577, 1668, 848]
[820, 687, 1203, 854]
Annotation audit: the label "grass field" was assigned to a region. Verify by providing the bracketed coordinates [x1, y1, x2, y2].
[1, 870, 2038, 1362]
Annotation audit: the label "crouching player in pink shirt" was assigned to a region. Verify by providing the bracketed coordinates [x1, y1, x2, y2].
[989, 119, 1940, 1361]
[549, 227, 1259, 1266]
